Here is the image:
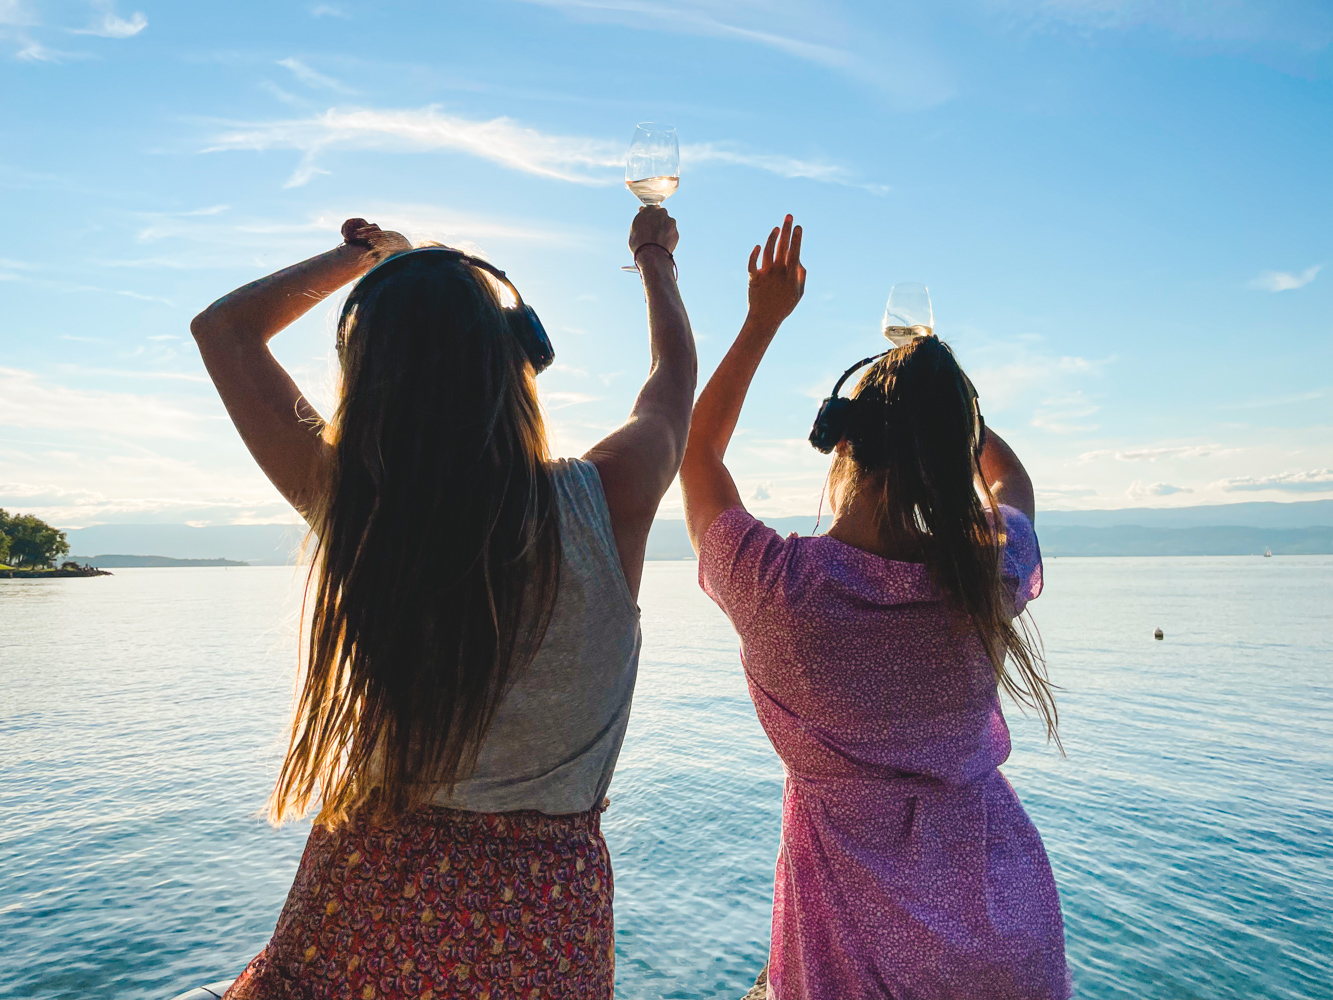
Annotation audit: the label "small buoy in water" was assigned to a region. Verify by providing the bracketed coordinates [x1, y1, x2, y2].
[1153, 627, 1164, 640]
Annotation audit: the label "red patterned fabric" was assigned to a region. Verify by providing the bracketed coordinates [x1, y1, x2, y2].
[223, 804, 614, 1000]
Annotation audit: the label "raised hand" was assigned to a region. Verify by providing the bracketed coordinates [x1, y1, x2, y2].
[747, 214, 806, 329]
[341, 218, 412, 262]
[628, 205, 679, 260]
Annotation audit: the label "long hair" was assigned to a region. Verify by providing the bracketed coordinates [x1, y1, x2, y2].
[270, 250, 561, 826]
[833, 335, 1059, 746]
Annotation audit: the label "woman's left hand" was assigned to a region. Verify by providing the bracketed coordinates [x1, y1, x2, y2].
[747, 214, 805, 329]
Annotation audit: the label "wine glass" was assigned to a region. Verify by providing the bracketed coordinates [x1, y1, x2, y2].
[882, 282, 933, 346]
[622, 123, 679, 272]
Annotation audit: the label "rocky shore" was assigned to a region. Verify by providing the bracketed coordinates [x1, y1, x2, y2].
[0, 562, 112, 579]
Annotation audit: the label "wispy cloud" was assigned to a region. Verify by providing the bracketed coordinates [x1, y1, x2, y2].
[1224, 388, 1326, 410]
[73, 1, 146, 38]
[542, 390, 602, 409]
[108, 203, 576, 272]
[515, 0, 954, 106]
[987, 0, 1333, 50]
[0, 367, 210, 439]
[1035, 485, 1097, 500]
[206, 106, 622, 187]
[0, 482, 107, 507]
[1127, 480, 1192, 499]
[0, 485, 301, 528]
[969, 350, 1106, 412]
[204, 105, 879, 192]
[4, 0, 144, 61]
[278, 56, 354, 93]
[309, 2, 351, 18]
[0, 268, 173, 303]
[1079, 443, 1230, 462]
[1217, 468, 1333, 493]
[1030, 393, 1099, 433]
[1248, 264, 1321, 292]
[686, 142, 883, 192]
[55, 364, 210, 384]
[523, 0, 856, 67]
[15, 37, 74, 61]
[0, 0, 32, 25]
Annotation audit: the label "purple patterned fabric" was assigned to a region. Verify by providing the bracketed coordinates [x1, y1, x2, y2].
[700, 505, 1069, 1000]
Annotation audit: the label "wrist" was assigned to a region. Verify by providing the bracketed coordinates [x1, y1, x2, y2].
[335, 240, 376, 268]
[742, 311, 783, 338]
[633, 242, 678, 279]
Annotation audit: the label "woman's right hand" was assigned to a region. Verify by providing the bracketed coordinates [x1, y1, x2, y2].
[341, 218, 412, 263]
[747, 214, 805, 330]
[628, 205, 679, 262]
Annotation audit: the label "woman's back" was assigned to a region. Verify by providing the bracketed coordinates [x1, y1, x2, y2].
[701, 503, 1042, 788]
[439, 458, 641, 814]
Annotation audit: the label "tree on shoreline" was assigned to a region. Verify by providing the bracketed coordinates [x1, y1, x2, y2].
[0, 510, 70, 569]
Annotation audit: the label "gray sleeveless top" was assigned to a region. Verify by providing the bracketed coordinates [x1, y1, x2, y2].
[431, 458, 642, 815]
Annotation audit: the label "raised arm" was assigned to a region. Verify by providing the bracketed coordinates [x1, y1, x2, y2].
[190, 219, 409, 519]
[978, 427, 1035, 523]
[586, 207, 698, 599]
[680, 215, 805, 552]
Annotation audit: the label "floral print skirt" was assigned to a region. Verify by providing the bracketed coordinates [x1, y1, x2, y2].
[223, 802, 614, 1000]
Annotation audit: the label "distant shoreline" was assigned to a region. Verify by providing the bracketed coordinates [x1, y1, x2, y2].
[67, 554, 250, 569]
[0, 563, 111, 579]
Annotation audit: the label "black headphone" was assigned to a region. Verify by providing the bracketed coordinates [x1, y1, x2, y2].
[808, 351, 889, 454]
[358, 246, 555, 374]
[808, 350, 989, 457]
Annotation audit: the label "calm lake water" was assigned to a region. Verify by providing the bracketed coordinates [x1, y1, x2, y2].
[1, 556, 1330, 999]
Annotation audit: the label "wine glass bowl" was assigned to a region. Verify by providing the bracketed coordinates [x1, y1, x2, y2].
[625, 123, 679, 205]
[882, 282, 933, 347]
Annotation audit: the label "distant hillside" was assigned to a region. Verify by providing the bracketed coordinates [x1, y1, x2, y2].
[1039, 526, 1330, 557]
[643, 505, 1333, 559]
[69, 554, 250, 568]
[63, 523, 306, 565]
[1038, 499, 1333, 529]
[58, 500, 1333, 564]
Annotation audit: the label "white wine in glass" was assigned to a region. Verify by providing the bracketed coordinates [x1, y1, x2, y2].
[626, 174, 679, 205]
[623, 123, 679, 271]
[883, 282, 933, 346]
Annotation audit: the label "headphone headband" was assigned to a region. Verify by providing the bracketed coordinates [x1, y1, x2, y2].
[355, 246, 555, 374]
[807, 345, 988, 458]
[807, 351, 889, 454]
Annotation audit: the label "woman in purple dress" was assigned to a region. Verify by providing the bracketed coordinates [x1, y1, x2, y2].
[680, 216, 1070, 1000]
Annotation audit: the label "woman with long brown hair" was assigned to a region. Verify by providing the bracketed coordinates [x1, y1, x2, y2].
[191, 208, 694, 999]
[680, 217, 1069, 999]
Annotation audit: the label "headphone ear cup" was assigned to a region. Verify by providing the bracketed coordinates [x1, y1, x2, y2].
[512, 305, 555, 374]
[809, 396, 852, 454]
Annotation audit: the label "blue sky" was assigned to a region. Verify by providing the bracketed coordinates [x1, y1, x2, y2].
[1, 0, 1330, 527]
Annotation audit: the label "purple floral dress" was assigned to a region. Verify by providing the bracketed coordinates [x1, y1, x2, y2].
[700, 505, 1070, 1000]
